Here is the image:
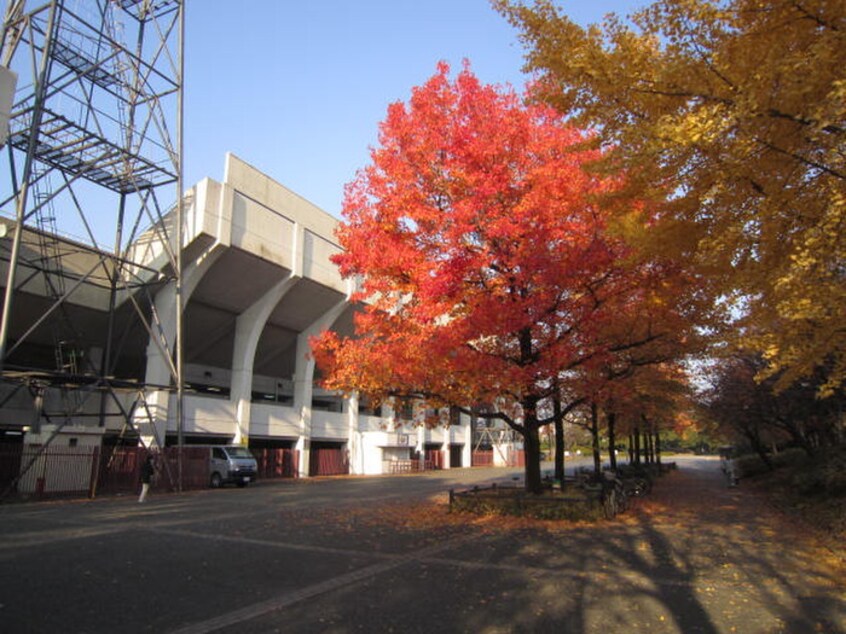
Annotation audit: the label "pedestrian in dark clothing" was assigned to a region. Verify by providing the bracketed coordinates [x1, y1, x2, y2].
[139, 455, 154, 503]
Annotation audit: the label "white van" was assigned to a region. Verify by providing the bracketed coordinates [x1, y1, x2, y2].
[208, 445, 258, 488]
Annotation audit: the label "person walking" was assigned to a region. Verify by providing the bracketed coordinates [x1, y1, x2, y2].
[138, 455, 155, 503]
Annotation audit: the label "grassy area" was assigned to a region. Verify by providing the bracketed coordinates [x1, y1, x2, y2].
[741, 445, 846, 552]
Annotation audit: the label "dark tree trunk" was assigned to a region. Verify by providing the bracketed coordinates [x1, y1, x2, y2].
[752, 442, 773, 470]
[792, 424, 817, 457]
[590, 402, 601, 476]
[517, 331, 543, 494]
[744, 429, 774, 470]
[632, 426, 641, 465]
[607, 410, 617, 471]
[652, 430, 657, 463]
[523, 421, 543, 494]
[643, 425, 652, 465]
[553, 396, 565, 487]
[654, 428, 662, 466]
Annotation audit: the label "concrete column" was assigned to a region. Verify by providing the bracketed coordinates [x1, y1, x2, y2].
[231, 220, 305, 447]
[442, 422, 451, 470]
[462, 413, 472, 468]
[417, 425, 425, 470]
[293, 294, 351, 478]
[294, 435, 308, 478]
[136, 390, 170, 449]
[137, 245, 224, 447]
[346, 392, 361, 475]
[230, 274, 299, 445]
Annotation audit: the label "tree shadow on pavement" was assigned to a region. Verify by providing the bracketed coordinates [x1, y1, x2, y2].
[432, 458, 846, 633]
[609, 459, 846, 634]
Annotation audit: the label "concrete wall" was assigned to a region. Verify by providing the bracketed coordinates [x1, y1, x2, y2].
[231, 191, 295, 268]
[359, 431, 415, 475]
[311, 411, 348, 441]
[170, 394, 238, 437]
[249, 403, 300, 439]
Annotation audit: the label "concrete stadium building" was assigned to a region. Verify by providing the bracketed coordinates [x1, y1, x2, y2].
[0, 2, 523, 499]
[0, 154, 483, 481]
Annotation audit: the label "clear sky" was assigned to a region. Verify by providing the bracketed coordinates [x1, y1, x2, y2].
[183, 1, 646, 219]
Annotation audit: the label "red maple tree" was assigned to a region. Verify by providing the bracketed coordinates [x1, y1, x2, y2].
[312, 63, 654, 493]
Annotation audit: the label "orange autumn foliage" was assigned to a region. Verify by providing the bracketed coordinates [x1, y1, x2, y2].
[311, 63, 685, 492]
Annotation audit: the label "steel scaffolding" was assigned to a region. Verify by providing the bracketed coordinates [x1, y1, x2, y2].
[0, 0, 184, 473]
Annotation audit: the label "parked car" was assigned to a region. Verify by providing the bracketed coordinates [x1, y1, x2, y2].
[206, 445, 258, 488]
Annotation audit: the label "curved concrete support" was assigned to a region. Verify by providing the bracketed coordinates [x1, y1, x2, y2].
[137, 245, 224, 447]
[231, 273, 300, 445]
[144, 245, 225, 387]
[230, 221, 305, 445]
[293, 282, 353, 477]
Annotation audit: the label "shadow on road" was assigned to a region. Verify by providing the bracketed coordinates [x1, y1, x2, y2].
[0, 456, 844, 633]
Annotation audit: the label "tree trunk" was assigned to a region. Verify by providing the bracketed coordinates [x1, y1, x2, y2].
[794, 425, 816, 457]
[644, 423, 655, 464]
[553, 397, 565, 487]
[523, 422, 543, 494]
[517, 332, 543, 494]
[590, 401, 601, 476]
[654, 428, 662, 466]
[632, 426, 641, 465]
[641, 416, 653, 465]
[607, 410, 617, 471]
[745, 429, 774, 471]
[643, 426, 653, 465]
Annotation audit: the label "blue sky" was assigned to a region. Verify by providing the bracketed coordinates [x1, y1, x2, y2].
[184, 1, 646, 219]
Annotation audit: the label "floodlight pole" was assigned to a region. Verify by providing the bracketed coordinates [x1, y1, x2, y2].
[175, 0, 186, 492]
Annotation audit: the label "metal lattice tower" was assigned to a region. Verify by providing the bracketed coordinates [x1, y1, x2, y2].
[0, 0, 184, 441]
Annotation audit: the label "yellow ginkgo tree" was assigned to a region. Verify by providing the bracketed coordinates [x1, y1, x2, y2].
[496, 0, 846, 394]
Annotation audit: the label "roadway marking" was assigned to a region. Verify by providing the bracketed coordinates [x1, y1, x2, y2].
[164, 526, 723, 634]
[148, 525, 399, 562]
[167, 535, 477, 634]
[0, 524, 129, 550]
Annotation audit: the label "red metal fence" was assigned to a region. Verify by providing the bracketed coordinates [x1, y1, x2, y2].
[472, 450, 493, 467]
[253, 448, 299, 479]
[90, 446, 212, 495]
[424, 448, 443, 469]
[0, 444, 300, 502]
[470, 449, 525, 467]
[156, 447, 212, 492]
[309, 447, 348, 477]
[95, 446, 145, 495]
[0, 441, 522, 502]
[384, 459, 435, 473]
[0, 445, 100, 498]
[510, 450, 526, 467]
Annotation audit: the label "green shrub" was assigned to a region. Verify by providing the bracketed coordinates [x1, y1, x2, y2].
[734, 447, 808, 479]
[733, 453, 771, 478]
[450, 487, 606, 521]
[791, 446, 846, 496]
[771, 447, 808, 469]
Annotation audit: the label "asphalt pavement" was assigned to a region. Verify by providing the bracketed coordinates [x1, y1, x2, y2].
[0, 456, 843, 633]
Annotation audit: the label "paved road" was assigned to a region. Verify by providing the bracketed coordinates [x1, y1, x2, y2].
[0, 457, 843, 633]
